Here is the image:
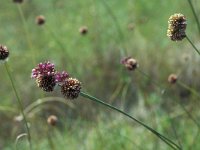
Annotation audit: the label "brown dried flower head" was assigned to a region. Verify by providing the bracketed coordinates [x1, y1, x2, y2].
[36, 75, 56, 92]
[79, 26, 88, 35]
[167, 13, 187, 41]
[168, 74, 178, 84]
[0, 45, 9, 61]
[36, 15, 45, 26]
[13, 0, 23, 3]
[121, 57, 138, 71]
[61, 78, 81, 99]
[47, 115, 58, 126]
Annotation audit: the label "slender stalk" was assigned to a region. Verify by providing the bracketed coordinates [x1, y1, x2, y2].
[4, 62, 32, 150]
[80, 92, 181, 150]
[17, 4, 36, 65]
[186, 35, 200, 55]
[137, 68, 166, 92]
[99, 0, 128, 57]
[187, 0, 200, 35]
[44, 25, 67, 54]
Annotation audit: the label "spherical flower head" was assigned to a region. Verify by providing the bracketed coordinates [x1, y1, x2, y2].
[36, 15, 45, 26]
[47, 115, 58, 126]
[13, 0, 23, 3]
[36, 74, 56, 92]
[55, 71, 69, 83]
[79, 26, 88, 35]
[0, 45, 9, 61]
[31, 61, 55, 79]
[121, 57, 138, 71]
[167, 13, 187, 41]
[61, 78, 81, 99]
[168, 74, 178, 84]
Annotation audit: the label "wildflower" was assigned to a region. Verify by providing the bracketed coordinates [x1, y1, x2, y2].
[61, 78, 81, 99]
[79, 26, 88, 35]
[13, 0, 23, 3]
[121, 57, 138, 71]
[31, 61, 55, 79]
[36, 75, 56, 92]
[36, 15, 45, 26]
[0, 45, 9, 61]
[55, 71, 69, 83]
[47, 115, 58, 126]
[167, 13, 187, 41]
[168, 74, 178, 84]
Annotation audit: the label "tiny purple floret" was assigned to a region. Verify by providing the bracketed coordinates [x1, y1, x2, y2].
[31, 61, 56, 78]
[55, 71, 69, 83]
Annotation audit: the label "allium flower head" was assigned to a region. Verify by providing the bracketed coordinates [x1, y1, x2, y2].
[168, 74, 178, 84]
[55, 71, 69, 83]
[167, 13, 187, 41]
[61, 78, 81, 99]
[79, 26, 88, 35]
[36, 15, 45, 26]
[0, 45, 9, 61]
[47, 115, 58, 126]
[121, 57, 138, 71]
[36, 74, 56, 92]
[31, 61, 55, 78]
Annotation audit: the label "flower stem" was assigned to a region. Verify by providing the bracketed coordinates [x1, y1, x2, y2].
[187, 0, 200, 35]
[17, 4, 36, 65]
[186, 35, 200, 55]
[4, 62, 32, 150]
[80, 92, 181, 150]
[98, 0, 128, 57]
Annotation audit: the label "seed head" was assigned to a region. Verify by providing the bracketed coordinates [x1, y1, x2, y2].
[121, 57, 138, 71]
[61, 78, 81, 99]
[36, 75, 56, 92]
[31, 61, 56, 79]
[167, 13, 187, 41]
[168, 74, 178, 84]
[47, 115, 58, 126]
[13, 0, 23, 3]
[0, 45, 9, 61]
[79, 26, 88, 35]
[55, 71, 69, 83]
[36, 15, 45, 26]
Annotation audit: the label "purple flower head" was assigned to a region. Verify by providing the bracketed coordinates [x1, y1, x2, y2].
[55, 71, 69, 83]
[31, 61, 56, 78]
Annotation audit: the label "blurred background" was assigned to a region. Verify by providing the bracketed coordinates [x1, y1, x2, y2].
[0, 0, 200, 149]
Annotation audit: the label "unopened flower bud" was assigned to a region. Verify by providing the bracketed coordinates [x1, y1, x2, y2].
[36, 15, 45, 26]
[0, 45, 9, 61]
[47, 115, 58, 126]
[121, 57, 138, 71]
[168, 74, 178, 84]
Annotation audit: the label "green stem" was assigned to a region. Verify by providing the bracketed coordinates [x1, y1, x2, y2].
[44, 25, 67, 54]
[80, 92, 181, 150]
[99, 0, 128, 57]
[17, 4, 36, 65]
[4, 62, 32, 150]
[187, 0, 200, 35]
[186, 35, 200, 55]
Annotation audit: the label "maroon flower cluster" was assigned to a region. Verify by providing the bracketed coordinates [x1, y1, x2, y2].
[31, 61, 81, 99]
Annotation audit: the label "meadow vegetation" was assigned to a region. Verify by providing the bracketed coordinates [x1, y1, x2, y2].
[0, 0, 200, 149]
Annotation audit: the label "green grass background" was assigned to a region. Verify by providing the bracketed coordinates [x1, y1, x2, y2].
[0, 0, 200, 149]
